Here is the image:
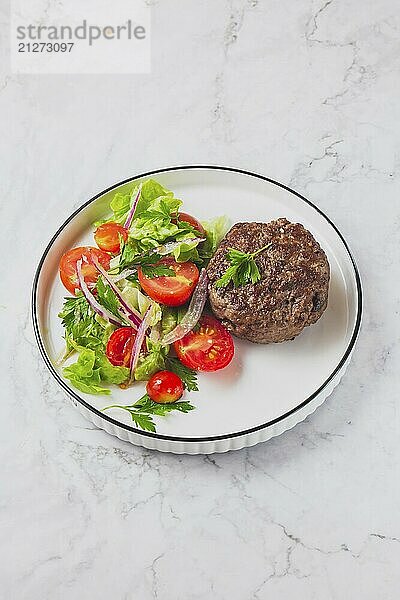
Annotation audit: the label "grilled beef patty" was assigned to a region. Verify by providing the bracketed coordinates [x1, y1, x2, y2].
[207, 218, 330, 343]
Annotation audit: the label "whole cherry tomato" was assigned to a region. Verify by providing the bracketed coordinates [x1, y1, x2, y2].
[146, 370, 184, 404]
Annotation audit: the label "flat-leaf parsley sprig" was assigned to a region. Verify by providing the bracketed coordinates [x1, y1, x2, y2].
[102, 394, 195, 432]
[215, 242, 273, 288]
[165, 357, 199, 392]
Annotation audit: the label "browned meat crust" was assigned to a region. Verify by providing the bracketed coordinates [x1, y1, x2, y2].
[207, 218, 330, 343]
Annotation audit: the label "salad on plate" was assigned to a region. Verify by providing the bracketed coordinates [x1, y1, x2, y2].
[58, 179, 233, 432]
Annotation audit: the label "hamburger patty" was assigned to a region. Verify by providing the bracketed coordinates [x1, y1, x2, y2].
[207, 218, 330, 343]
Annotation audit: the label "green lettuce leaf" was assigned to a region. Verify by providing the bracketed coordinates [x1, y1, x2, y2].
[119, 281, 162, 326]
[141, 196, 182, 220]
[127, 217, 180, 249]
[200, 216, 230, 260]
[63, 347, 129, 395]
[161, 307, 178, 337]
[136, 180, 175, 214]
[160, 306, 188, 337]
[134, 340, 169, 381]
[114, 180, 183, 254]
[109, 192, 132, 224]
[96, 354, 130, 384]
[105, 179, 177, 226]
[172, 237, 201, 263]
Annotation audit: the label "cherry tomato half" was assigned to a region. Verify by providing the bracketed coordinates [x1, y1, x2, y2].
[138, 257, 199, 306]
[176, 212, 205, 236]
[174, 315, 234, 372]
[106, 327, 136, 367]
[59, 246, 111, 296]
[94, 222, 128, 254]
[146, 370, 184, 404]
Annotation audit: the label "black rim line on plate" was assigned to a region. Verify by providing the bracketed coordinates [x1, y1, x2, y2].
[31, 165, 363, 443]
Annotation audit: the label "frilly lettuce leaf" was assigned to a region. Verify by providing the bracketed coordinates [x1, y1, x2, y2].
[108, 192, 131, 224]
[63, 347, 129, 395]
[160, 305, 187, 337]
[200, 216, 230, 259]
[141, 196, 182, 220]
[137, 180, 174, 213]
[105, 179, 179, 227]
[134, 339, 169, 381]
[172, 237, 201, 262]
[96, 354, 129, 384]
[128, 218, 181, 247]
[104, 180, 188, 255]
[161, 307, 178, 337]
[119, 281, 162, 326]
[101, 179, 213, 262]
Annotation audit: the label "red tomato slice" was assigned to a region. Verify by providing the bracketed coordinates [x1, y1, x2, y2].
[146, 370, 184, 404]
[176, 212, 205, 235]
[138, 258, 199, 306]
[106, 327, 136, 367]
[174, 315, 234, 372]
[94, 222, 128, 254]
[59, 246, 111, 296]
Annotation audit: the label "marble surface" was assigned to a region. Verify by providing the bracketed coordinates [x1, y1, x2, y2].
[1, 0, 400, 597]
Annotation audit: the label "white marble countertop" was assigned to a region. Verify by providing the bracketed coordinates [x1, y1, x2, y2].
[1, 0, 400, 597]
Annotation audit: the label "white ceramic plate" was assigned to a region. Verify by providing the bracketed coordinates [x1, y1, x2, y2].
[32, 166, 362, 454]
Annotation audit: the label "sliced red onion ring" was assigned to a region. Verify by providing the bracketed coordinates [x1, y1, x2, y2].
[76, 259, 124, 328]
[91, 255, 142, 328]
[162, 269, 209, 345]
[124, 184, 142, 230]
[129, 306, 152, 384]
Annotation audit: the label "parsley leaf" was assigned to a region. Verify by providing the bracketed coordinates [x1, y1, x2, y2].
[165, 357, 199, 392]
[129, 411, 156, 432]
[132, 394, 195, 415]
[58, 295, 105, 351]
[96, 277, 122, 319]
[215, 243, 273, 288]
[116, 245, 176, 277]
[102, 393, 195, 432]
[117, 240, 139, 272]
[59, 295, 95, 332]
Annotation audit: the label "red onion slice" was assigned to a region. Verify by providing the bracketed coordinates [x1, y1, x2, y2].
[128, 306, 152, 384]
[162, 269, 209, 345]
[91, 255, 142, 328]
[124, 184, 142, 230]
[76, 259, 124, 328]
